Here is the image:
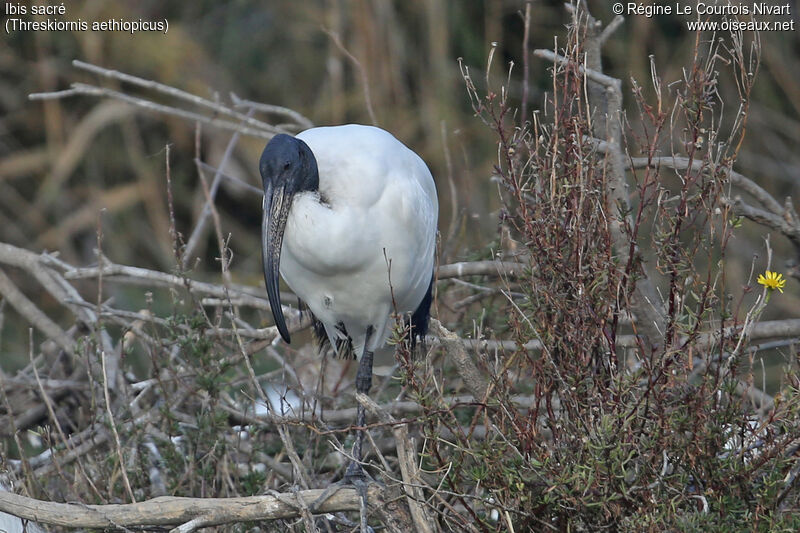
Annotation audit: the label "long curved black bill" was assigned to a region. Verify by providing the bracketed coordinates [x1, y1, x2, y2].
[262, 182, 292, 343]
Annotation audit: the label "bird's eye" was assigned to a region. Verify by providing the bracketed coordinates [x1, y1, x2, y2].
[283, 161, 291, 170]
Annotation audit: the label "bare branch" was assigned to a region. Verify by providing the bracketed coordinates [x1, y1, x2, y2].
[27, 61, 313, 143]
[436, 261, 525, 279]
[100, 349, 136, 502]
[324, 28, 378, 126]
[430, 319, 487, 401]
[628, 156, 786, 215]
[230, 92, 314, 130]
[357, 393, 437, 533]
[598, 15, 625, 45]
[60, 261, 283, 313]
[69, 60, 286, 135]
[628, 156, 800, 269]
[728, 196, 800, 247]
[0, 268, 73, 352]
[31, 83, 278, 139]
[182, 111, 253, 269]
[0, 487, 385, 529]
[533, 48, 621, 90]
[521, 1, 532, 124]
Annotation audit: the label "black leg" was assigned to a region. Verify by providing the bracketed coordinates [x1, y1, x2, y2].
[311, 328, 376, 533]
[349, 346, 373, 471]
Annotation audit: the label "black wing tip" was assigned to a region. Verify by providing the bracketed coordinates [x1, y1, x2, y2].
[407, 273, 434, 357]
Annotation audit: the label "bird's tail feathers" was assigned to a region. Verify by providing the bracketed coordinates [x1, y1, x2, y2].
[311, 315, 356, 359]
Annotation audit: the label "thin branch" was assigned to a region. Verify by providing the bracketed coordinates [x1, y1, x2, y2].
[194, 160, 262, 195]
[230, 93, 314, 130]
[182, 110, 254, 269]
[728, 196, 800, 245]
[520, 1, 532, 124]
[628, 156, 786, 215]
[70, 60, 287, 135]
[30, 83, 278, 139]
[101, 350, 136, 503]
[61, 261, 285, 313]
[533, 48, 621, 90]
[324, 28, 378, 126]
[357, 393, 437, 533]
[598, 15, 625, 45]
[224, 393, 539, 427]
[0, 268, 73, 352]
[436, 261, 526, 279]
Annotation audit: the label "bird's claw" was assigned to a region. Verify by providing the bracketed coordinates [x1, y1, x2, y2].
[310, 461, 373, 512]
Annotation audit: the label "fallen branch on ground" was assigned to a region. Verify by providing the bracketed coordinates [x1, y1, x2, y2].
[0, 486, 389, 532]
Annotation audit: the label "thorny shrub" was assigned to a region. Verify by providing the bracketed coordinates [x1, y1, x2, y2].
[395, 13, 800, 533]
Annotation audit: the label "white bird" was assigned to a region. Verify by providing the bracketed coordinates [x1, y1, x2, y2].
[260, 124, 438, 480]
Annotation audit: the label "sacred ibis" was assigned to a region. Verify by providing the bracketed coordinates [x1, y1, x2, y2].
[260, 124, 438, 480]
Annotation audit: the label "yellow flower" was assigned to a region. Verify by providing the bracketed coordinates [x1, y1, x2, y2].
[757, 270, 786, 293]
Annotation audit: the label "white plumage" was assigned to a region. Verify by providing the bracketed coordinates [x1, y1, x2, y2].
[280, 125, 437, 357]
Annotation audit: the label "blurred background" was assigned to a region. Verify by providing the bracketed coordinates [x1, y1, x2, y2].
[1, 0, 799, 369]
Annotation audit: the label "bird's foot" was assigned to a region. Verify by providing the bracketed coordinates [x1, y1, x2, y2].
[311, 461, 374, 532]
[311, 461, 372, 510]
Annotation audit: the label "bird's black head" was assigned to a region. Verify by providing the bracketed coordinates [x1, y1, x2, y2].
[259, 134, 319, 195]
[260, 134, 319, 344]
